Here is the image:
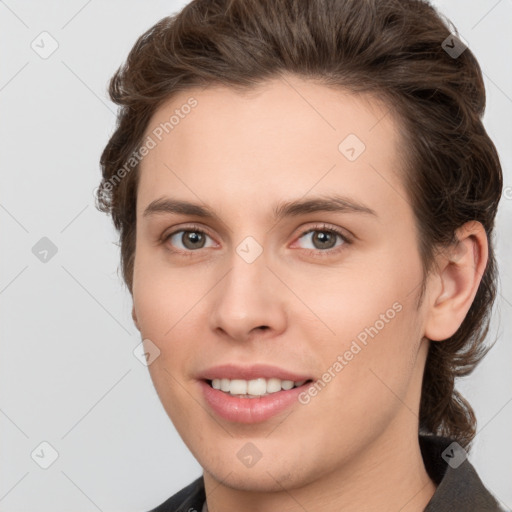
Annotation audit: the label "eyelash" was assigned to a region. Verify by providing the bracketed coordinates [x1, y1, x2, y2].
[162, 223, 351, 259]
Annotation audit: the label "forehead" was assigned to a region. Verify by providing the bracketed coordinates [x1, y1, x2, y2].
[143, 76, 398, 154]
[137, 75, 408, 222]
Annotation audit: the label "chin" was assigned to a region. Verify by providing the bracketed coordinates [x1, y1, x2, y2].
[201, 449, 316, 492]
[208, 466, 302, 492]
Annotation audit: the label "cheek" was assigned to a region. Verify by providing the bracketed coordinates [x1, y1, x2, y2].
[292, 249, 424, 398]
[132, 246, 206, 335]
[287, 251, 420, 343]
[132, 257, 213, 400]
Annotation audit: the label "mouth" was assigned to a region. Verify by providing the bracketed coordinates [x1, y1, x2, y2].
[199, 377, 315, 423]
[197, 363, 315, 423]
[204, 377, 314, 398]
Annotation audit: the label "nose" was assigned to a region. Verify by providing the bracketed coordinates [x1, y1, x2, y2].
[209, 247, 287, 343]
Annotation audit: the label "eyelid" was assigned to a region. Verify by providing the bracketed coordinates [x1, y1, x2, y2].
[293, 222, 352, 243]
[162, 223, 213, 240]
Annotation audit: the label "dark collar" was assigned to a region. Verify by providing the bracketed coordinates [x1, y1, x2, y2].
[149, 434, 505, 511]
[420, 434, 504, 511]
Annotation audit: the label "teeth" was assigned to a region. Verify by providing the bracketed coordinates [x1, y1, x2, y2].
[266, 378, 282, 393]
[281, 380, 294, 390]
[220, 378, 230, 392]
[210, 377, 308, 397]
[229, 379, 247, 395]
[247, 378, 266, 395]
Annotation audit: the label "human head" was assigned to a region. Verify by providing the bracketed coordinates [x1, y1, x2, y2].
[97, 0, 502, 461]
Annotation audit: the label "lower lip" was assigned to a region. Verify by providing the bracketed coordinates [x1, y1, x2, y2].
[199, 380, 310, 423]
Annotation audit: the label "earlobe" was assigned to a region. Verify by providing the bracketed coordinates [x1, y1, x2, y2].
[424, 221, 488, 342]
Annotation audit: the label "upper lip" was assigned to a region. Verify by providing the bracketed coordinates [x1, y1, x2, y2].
[198, 364, 313, 382]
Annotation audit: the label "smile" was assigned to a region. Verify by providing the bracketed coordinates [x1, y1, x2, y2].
[200, 379, 313, 423]
[208, 377, 310, 398]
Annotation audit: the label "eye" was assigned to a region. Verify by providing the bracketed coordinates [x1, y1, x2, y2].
[163, 224, 216, 254]
[162, 222, 351, 258]
[294, 224, 351, 257]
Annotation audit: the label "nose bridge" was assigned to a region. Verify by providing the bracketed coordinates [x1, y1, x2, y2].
[209, 235, 285, 339]
[221, 238, 271, 312]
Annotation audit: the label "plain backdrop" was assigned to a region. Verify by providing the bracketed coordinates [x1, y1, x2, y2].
[0, 1, 511, 511]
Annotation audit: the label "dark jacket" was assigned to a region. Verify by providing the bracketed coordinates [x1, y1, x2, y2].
[148, 434, 507, 512]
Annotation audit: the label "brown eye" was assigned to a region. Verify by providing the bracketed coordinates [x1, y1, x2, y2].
[165, 226, 216, 253]
[294, 224, 351, 258]
[181, 231, 206, 250]
[306, 230, 338, 250]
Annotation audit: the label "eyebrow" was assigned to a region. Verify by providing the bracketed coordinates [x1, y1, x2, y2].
[142, 194, 377, 222]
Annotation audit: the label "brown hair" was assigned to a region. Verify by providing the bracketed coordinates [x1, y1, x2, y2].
[97, 0, 503, 450]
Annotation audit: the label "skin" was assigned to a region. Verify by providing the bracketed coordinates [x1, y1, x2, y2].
[131, 73, 488, 512]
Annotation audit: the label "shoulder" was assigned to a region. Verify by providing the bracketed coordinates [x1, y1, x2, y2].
[146, 476, 205, 512]
[420, 434, 508, 512]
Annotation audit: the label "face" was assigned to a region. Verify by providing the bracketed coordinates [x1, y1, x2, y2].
[132, 74, 431, 492]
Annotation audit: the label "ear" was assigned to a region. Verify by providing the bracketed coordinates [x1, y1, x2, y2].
[423, 221, 488, 342]
[132, 305, 140, 331]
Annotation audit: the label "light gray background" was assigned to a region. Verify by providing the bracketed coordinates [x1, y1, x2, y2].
[0, 1, 511, 510]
